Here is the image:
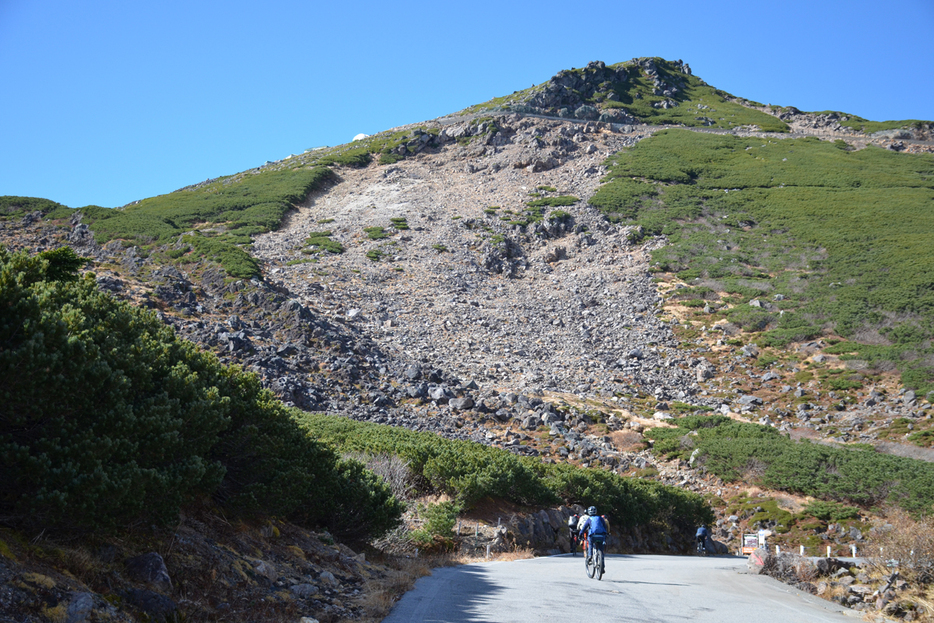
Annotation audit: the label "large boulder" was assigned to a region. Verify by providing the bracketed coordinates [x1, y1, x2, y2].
[746, 547, 770, 574]
[124, 553, 172, 591]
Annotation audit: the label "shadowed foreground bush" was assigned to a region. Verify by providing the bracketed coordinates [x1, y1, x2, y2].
[0, 247, 401, 538]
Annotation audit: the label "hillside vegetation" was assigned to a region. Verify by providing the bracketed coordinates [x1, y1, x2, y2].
[590, 129, 934, 392]
[0, 246, 401, 538]
[645, 415, 934, 514]
[0, 126, 447, 280]
[296, 413, 713, 533]
[0, 245, 713, 538]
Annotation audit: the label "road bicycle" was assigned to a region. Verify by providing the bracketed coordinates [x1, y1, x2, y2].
[585, 535, 605, 580]
[696, 537, 708, 556]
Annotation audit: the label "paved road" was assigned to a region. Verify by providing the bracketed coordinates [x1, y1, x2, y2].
[383, 554, 859, 622]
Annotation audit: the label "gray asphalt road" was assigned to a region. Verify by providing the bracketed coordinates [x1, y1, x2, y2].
[382, 554, 859, 622]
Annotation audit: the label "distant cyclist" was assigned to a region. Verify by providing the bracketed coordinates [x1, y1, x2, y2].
[578, 506, 609, 565]
[568, 512, 580, 555]
[696, 525, 710, 554]
[576, 509, 591, 555]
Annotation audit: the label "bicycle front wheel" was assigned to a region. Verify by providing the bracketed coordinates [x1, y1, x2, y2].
[586, 553, 596, 578]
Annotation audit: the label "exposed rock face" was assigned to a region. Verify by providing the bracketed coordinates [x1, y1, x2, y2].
[500, 57, 694, 123]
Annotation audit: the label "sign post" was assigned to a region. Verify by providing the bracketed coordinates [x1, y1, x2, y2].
[741, 533, 759, 555]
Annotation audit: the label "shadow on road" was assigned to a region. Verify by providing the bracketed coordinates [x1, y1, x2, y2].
[390, 564, 506, 622]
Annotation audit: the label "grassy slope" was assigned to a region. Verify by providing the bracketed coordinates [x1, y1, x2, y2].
[1, 126, 440, 279]
[590, 129, 934, 392]
[645, 415, 934, 515]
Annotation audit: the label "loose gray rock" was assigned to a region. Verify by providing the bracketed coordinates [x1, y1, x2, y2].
[290, 583, 319, 598]
[122, 589, 177, 623]
[449, 396, 475, 410]
[124, 553, 172, 591]
[65, 592, 95, 623]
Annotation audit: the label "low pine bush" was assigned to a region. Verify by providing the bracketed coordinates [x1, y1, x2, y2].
[295, 413, 713, 533]
[646, 415, 934, 515]
[0, 247, 402, 537]
[592, 129, 934, 391]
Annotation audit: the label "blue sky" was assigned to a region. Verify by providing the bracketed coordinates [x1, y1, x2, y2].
[2, 0, 932, 209]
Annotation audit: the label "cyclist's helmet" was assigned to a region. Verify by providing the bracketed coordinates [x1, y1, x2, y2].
[587, 506, 597, 516]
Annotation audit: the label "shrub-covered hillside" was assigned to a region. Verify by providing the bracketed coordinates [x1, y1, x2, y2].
[590, 129, 934, 392]
[296, 413, 714, 534]
[0, 246, 401, 538]
[645, 415, 934, 515]
[0, 245, 714, 540]
[0, 125, 451, 279]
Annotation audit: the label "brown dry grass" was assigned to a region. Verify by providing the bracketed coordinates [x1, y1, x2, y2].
[609, 430, 648, 452]
[350, 556, 431, 623]
[869, 510, 934, 585]
[47, 545, 101, 586]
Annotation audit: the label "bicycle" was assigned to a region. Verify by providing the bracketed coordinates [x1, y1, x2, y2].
[585, 535, 605, 580]
[696, 537, 707, 556]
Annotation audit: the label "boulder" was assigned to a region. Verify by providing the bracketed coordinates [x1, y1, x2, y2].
[124, 553, 172, 591]
[122, 589, 177, 623]
[746, 547, 770, 574]
[449, 396, 475, 411]
[65, 592, 95, 623]
[290, 583, 319, 598]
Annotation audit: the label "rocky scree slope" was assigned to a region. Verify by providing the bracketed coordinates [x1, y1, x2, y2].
[4, 58, 934, 569]
[4, 62, 932, 515]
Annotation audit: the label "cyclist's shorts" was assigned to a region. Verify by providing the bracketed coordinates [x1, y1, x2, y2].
[591, 535, 606, 546]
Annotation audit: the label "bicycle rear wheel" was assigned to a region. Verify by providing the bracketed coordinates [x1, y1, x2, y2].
[586, 551, 596, 578]
[594, 549, 604, 581]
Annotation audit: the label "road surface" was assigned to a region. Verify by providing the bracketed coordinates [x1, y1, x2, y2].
[383, 554, 859, 622]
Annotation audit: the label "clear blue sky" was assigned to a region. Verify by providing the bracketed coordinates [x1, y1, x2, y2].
[2, 0, 932, 209]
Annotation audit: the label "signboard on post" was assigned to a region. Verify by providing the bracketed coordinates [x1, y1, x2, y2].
[742, 533, 759, 555]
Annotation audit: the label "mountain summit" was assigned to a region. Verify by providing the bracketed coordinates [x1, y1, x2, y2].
[463, 57, 788, 132]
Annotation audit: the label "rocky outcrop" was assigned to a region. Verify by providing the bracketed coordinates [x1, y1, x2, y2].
[500, 58, 694, 123]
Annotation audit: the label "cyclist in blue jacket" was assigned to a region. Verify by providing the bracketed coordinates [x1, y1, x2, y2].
[695, 525, 710, 554]
[578, 506, 610, 565]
